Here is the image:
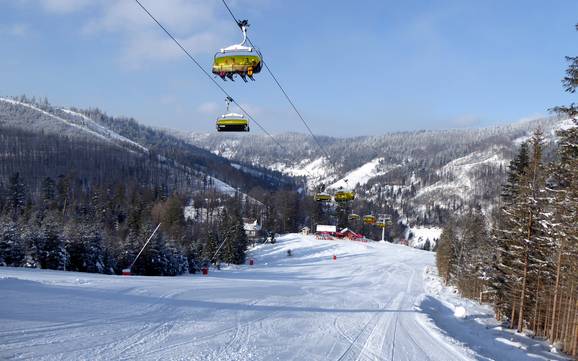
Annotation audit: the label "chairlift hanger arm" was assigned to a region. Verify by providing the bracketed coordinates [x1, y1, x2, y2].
[220, 19, 252, 53]
[225, 96, 234, 112]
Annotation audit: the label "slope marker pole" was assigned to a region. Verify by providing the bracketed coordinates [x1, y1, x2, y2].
[123, 223, 162, 275]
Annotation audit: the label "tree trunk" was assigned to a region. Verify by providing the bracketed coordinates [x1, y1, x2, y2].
[518, 209, 533, 333]
[533, 274, 541, 333]
[518, 246, 529, 332]
[572, 301, 578, 357]
[510, 294, 518, 330]
[550, 247, 563, 341]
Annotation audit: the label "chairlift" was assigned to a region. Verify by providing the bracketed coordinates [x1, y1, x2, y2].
[212, 20, 262, 82]
[334, 180, 355, 202]
[216, 97, 249, 132]
[363, 215, 377, 225]
[348, 213, 360, 221]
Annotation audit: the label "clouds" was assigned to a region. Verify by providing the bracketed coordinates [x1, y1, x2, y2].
[85, 0, 232, 68]
[86, 0, 218, 34]
[21, 0, 235, 69]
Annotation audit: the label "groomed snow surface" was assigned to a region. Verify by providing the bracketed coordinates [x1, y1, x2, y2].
[0, 235, 568, 361]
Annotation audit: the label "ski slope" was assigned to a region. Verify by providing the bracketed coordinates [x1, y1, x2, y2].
[0, 235, 565, 361]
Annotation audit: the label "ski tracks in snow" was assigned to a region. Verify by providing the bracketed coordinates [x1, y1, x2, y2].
[0, 236, 476, 360]
[92, 288, 185, 359]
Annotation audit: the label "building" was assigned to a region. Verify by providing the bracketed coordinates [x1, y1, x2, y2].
[335, 228, 364, 240]
[243, 218, 262, 240]
[316, 225, 337, 234]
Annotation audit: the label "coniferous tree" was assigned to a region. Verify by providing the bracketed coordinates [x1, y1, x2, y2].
[39, 213, 67, 270]
[0, 218, 25, 266]
[8, 172, 26, 220]
[436, 221, 455, 285]
[202, 230, 218, 262]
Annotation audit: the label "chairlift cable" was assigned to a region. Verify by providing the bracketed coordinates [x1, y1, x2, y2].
[219, 0, 337, 171]
[132, 0, 302, 175]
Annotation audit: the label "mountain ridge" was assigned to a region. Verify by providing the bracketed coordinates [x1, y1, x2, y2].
[186, 115, 567, 224]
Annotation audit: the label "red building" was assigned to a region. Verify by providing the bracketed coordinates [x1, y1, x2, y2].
[335, 228, 364, 240]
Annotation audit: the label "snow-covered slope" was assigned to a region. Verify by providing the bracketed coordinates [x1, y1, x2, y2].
[270, 157, 335, 187]
[60, 108, 149, 152]
[328, 157, 392, 189]
[0, 97, 148, 153]
[0, 96, 273, 201]
[0, 234, 565, 360]
[415, 145, 509, 204]
[420, 266, 568, 361]
[406, 226, 443, 249]
[189, 116, 568, 224]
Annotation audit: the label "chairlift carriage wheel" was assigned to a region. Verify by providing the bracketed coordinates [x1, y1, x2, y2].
[216, 97, 249, 132]
[212, 20, 262, 82]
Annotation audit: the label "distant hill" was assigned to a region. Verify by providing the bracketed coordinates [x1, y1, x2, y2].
[187, 116, 570, 225]
[2, 94, 569, 228]
[0, 96, 295, 201]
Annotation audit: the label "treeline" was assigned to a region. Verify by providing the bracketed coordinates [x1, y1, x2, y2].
[76, 106, 293, 192]
[436, 28, 578, 356]
[0, 126, 201, 195]
[0, 171, 253, 275]
[437, 126, 578, 356]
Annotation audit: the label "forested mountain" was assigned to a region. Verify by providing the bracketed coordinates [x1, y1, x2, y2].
[0, 96, 295, 197]
[188, 116, 569, 225]
[0, 96, 300, 276]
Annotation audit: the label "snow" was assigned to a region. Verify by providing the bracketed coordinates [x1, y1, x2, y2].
[0, 235, 570, 360]
[453, 306, 467, 319]
[208, 175, 238, 196]
[270, 157, 334, 188]
[60, 108, 149, 152]
[328, 157, 388, 189]
[419, 266, 571, 361]
[0, 97, 111, 142]
[0, 98, 149, 153]
[407, 225, 443, 249]
[183, 205, 225, 222]
[243, 219, 261, 232]
[554, 118, 576, 132]
[416, 146, 508, 202]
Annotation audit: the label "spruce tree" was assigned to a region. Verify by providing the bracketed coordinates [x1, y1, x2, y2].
[39, 213, 67, 270]
[0, 218, 24, 267]
[510, 130, 548, 332]
[202, 230, 218, 262]
[8, 172, 26, 220]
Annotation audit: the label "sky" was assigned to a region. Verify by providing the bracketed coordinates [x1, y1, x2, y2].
[1, 0, 578, 137]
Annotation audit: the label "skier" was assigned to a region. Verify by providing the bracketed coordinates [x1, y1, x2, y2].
[287, 249, 292, 257]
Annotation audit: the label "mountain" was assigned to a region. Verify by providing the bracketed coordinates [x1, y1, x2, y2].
[2, 94, 569, 228]
[187, 116, 569, 225]
[0, 96, 295, 201]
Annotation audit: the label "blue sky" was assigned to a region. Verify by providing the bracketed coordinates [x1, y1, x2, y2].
[1, 0, 577, 137]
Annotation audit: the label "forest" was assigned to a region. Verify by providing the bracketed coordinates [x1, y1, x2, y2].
[0, 119, 314, 276]
[436, 42, 578, 356]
